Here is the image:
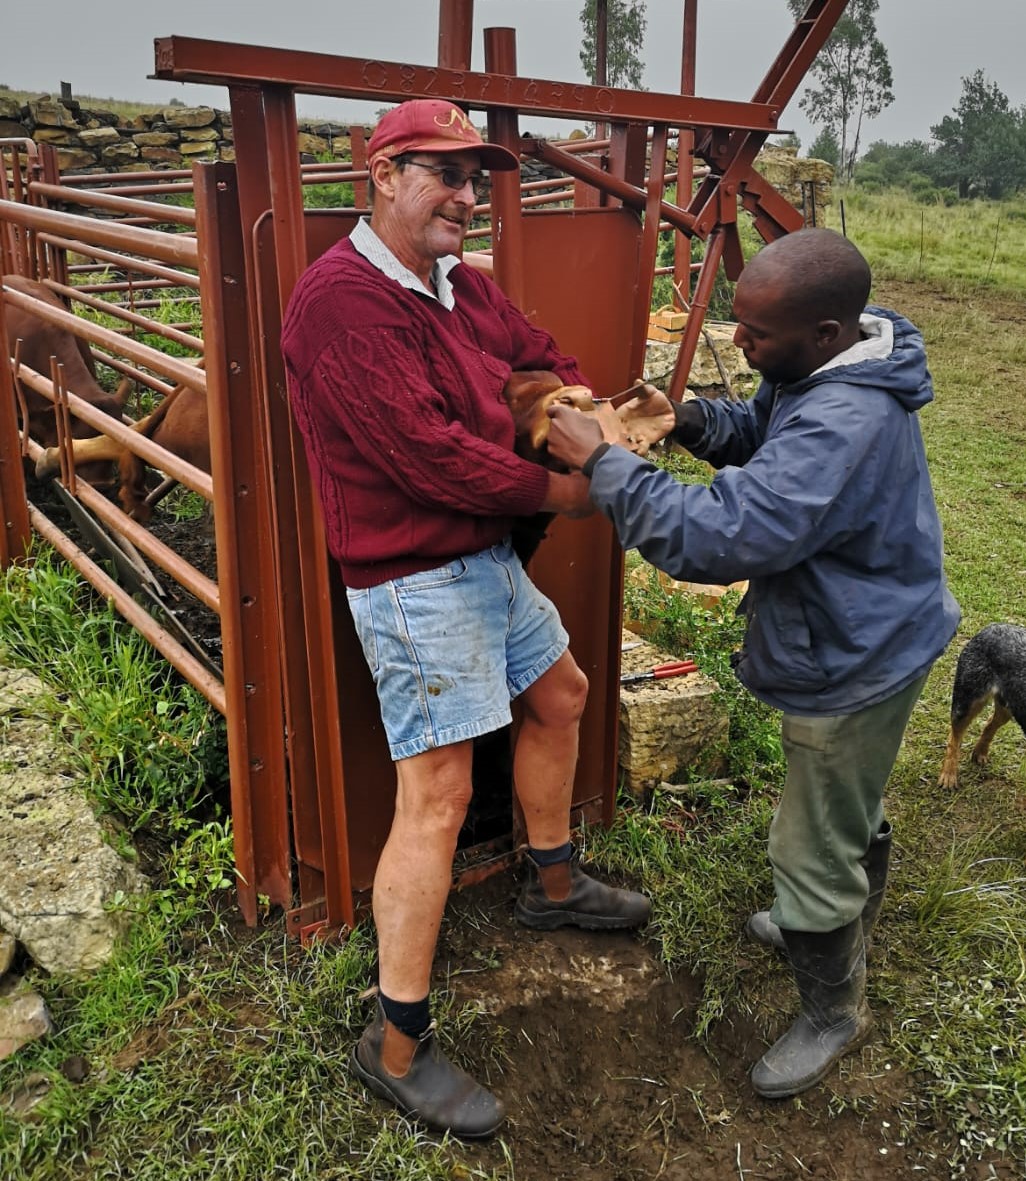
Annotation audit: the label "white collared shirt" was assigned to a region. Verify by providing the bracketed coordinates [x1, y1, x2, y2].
[349, 216, 460, 310]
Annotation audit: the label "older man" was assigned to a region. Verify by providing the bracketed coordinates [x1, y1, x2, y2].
[281, 99, 649, 1139]
[547, 228, 959, 1099]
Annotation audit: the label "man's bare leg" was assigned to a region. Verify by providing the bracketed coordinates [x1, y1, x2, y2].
[513, 650, 588, 899]
[372, 740, 473, 1071]
[512, 649, 651, 928]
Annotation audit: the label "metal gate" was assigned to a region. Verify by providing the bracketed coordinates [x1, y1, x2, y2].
[1, 0, 848, 938]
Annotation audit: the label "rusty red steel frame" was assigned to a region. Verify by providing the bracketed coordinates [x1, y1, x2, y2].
[0, 0, 848, 938]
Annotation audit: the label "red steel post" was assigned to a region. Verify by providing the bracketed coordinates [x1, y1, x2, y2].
[438, 0, 474, 70]
[673, 0, 698, 304]
[483, 27, 526, 311]
[0, 286, 30, 566]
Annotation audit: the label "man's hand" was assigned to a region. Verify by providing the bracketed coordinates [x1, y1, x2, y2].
[541, 470, 595, 518]
[545, 403, 606, 470]
[614, 384, 676, 455]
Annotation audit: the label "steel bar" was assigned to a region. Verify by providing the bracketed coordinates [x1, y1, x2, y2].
[632, 124, 671, 380]
[27, 182, 197, 228]
[685, 0, 846, 239]
[10, 338, 29, 457]
[438, 0, 473, 70]
[58, 168, 195, 187]
[667, 225, 727, 403]
[91, 356, 177, 398]
[153, 36, 781, 133]
[0, 199, 199, 268]
[484, 27, 526, 310]
[28, 504, 226, 713]
[1, 284, 206, 393]
[243, 86, 356, 933]
[51, 359, 77, 496]
[195, 140, 292, 920]
[64, 278, 192, 295]
[0, 296, 31, 564]
[525, 139, 699, 236]
[37, 235, 200, 289]
[41, 279, 205, 355]
[674, 0, 699, 303]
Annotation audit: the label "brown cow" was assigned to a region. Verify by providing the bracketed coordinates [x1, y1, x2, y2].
[3, 274, 129, 483]
[35, 380, 209, 522]
[116, 383, 209, 522]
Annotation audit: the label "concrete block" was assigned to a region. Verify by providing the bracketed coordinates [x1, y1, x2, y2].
[618, 631, 728, 794]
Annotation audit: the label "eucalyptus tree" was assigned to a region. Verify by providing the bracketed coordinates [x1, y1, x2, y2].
[787, 0, 893, 180]
[579, 0, 647, 90]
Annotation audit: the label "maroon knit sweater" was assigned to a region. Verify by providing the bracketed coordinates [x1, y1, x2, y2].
[281, 237, 589, 588]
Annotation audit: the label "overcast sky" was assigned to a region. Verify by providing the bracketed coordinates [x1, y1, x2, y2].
[4, 1, 1024, 151]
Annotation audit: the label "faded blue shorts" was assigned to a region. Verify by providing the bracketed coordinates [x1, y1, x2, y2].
[345, 538, 569, 761]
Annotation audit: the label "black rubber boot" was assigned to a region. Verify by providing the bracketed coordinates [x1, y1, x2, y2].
[750, 917, 873, 1099]
[514, 854, 651, 930]
[350, 1003, 505, 1139]
[746, 822, 893, 956]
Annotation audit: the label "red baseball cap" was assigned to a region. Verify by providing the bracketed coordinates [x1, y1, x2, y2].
[367, 99, 519, 171]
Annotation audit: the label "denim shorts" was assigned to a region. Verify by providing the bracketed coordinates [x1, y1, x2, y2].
[345, 538, 569, 761]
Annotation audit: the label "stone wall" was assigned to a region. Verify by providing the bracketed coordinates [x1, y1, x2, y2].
[1, 91, 833, 206]
[753, 144, 834, 219]
[0, 93, 357, 174]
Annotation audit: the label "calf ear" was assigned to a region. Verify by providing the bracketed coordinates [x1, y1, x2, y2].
[501, 369, 564, 432]
[113, 376, 134, 408]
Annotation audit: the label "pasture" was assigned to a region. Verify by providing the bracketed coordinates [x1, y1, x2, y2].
[1, 186, 1025, 1179]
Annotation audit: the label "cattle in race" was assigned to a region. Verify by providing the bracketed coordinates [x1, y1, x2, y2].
[2, 274, 129, 484]
[34, 380, 210, 522]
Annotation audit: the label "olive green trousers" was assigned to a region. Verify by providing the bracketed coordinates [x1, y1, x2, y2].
[767, 673, 928, 933]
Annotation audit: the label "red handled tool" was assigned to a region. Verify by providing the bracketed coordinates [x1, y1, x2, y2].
[620, 660, 699, 685]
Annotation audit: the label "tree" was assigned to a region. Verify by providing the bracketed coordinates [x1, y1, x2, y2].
[853, 139, 942, 196]
[808, 126, 840, 168]
[579, 0, 647, 90]
[931, 71, 1026, 198]
[772, 131, 802, 152]
[786, 0, 893, 182]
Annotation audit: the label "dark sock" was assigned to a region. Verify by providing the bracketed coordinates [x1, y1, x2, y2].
[379, 991, 432, 1039]
[528, 841, 574, 868]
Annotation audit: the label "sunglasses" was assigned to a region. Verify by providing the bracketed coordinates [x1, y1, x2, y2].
[399, 158, 486, 194]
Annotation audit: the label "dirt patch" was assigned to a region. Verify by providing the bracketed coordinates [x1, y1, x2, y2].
[432, 873, 1016, 1181]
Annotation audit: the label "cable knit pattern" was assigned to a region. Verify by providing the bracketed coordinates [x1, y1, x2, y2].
[282, 238, 588, 587]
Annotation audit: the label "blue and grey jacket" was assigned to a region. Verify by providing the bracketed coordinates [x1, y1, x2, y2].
[589, 306, 960, 715]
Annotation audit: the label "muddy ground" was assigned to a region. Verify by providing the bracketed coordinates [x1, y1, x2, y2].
[423, 870, 1013, 1181]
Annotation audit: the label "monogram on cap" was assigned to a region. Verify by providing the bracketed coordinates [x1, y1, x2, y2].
[367, 99, 520, 172]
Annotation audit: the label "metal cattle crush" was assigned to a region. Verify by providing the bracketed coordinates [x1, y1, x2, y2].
[0, 0, 849, 939]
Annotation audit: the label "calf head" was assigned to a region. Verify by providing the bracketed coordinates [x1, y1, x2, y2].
[502, 369, 595, 468]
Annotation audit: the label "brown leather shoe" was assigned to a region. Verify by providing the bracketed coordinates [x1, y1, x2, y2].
[515, 855, 651, 930]
[350, 1004, 505, 1140]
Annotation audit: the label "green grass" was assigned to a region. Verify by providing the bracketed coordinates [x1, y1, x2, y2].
[824, 188, 1026, 298]
[0, 84, 170, 120]
[3, 185, 1026, 1176]
[0, 547, 226, 831]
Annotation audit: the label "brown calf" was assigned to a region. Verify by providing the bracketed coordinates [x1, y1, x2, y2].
[3, 275, 129, 482]
[35, 381, 210, 522]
